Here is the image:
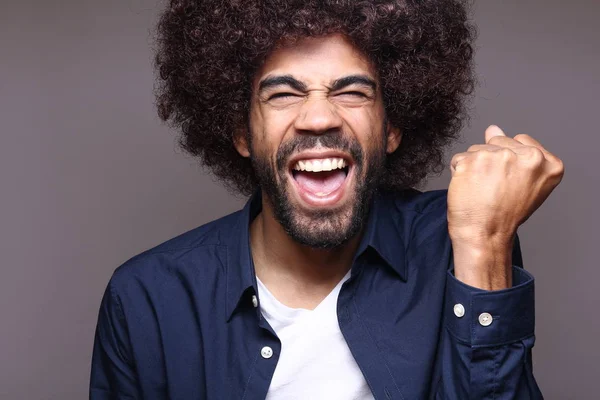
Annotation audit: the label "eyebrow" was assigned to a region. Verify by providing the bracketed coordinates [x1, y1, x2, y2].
[330, 75, 377, 93]
[257, 74, 377, 94]
[258, 75, 307, 93]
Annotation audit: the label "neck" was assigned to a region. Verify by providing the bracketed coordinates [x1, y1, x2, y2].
[250, 193, 364, 308]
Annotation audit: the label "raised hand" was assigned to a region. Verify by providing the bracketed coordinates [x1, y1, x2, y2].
[447, 125, 564, 289]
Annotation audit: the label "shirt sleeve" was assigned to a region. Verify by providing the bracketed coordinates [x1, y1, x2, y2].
[434, 236, 543, 399]
[90, 280, 140, 399]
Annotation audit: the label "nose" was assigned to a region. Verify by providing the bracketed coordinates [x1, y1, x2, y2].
[293, 96, 343, 135]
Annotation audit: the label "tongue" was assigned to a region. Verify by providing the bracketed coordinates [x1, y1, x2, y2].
[295, 169, 346, 195]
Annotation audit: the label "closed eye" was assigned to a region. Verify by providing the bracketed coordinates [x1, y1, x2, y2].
[337, 91, 367, 97]
[268, 92, 300, 100]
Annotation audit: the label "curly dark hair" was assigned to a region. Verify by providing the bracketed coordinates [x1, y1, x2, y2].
[154, 0, 477, 195]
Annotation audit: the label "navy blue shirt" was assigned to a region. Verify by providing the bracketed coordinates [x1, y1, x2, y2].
[90, 189, 542, 399]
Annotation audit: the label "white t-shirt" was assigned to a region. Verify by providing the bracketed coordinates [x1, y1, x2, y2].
[257, 271, 375, 400]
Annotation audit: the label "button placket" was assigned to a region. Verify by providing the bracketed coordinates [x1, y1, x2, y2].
[260, 346, 273, 359]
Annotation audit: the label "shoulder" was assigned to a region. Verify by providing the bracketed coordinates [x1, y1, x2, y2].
[378, 187, 448, 229]
[386, 187, 448, 215]
[377, 188, 450, 251]
[107, 210, 243, 292]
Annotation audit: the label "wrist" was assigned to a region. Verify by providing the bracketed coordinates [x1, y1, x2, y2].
[448, 225, 516, 247]
[451, 237, 514, 290]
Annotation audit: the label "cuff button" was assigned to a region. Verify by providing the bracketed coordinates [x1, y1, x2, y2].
[453, 303, 465, 318]
[478, 312, 493, 327]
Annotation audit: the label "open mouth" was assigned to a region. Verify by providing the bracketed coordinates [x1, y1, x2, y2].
[288, 155, 353, 207]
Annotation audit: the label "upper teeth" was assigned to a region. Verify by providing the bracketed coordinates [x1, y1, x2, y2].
[293, 158, 347, 172]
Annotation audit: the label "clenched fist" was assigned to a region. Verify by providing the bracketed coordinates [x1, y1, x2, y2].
[447, 125, 564, 290]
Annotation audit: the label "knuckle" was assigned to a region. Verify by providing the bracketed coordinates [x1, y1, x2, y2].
[488, 136, 502, 146]
[474, 149, 491, 163]
[451, 152, 471, 172]
[552, 158, 565, 176]
[514, 133, 530, 142]
[499, 148, 515, 161]
[526, 147, 545, 165]
[454, 162, 467, 173]
[451, 153, 466, 165]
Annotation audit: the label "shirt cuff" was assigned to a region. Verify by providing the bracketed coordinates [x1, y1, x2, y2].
[444, 266, 535, 347]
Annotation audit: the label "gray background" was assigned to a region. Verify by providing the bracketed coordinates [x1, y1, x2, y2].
[1, 0, 597, 398]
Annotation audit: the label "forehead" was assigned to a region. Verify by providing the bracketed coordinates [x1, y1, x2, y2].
[254, 34, 377, 86]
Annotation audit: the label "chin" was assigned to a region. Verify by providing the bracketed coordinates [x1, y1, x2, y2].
[278, 190, 364, 249]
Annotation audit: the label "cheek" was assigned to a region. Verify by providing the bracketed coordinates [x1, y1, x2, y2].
[255, 108, 297, 153]
[265, 113, 296, 140]
[337, 107, 383, 150]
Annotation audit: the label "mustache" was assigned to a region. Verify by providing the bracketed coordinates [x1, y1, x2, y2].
[276, 133, 364, 172]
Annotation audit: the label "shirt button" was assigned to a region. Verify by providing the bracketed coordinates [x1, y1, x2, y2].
[453, 303, 465, 318]
[261, 346, 273, 359]
[478, 312, 493, 327]
[251, 295, 258, 308]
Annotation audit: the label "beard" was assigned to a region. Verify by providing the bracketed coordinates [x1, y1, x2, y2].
[250, 130, 386, 249]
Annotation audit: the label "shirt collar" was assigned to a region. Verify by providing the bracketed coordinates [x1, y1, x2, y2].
[355, 192, 407, 281]
[224, 190, 407, 322]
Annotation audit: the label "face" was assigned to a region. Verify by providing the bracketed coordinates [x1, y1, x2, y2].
[236, 34, 401, 248]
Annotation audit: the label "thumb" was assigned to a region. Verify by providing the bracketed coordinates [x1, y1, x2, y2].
[485, 124, 506, 144]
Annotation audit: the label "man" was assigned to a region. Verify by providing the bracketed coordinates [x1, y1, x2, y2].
[90, 1, 564, 399]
